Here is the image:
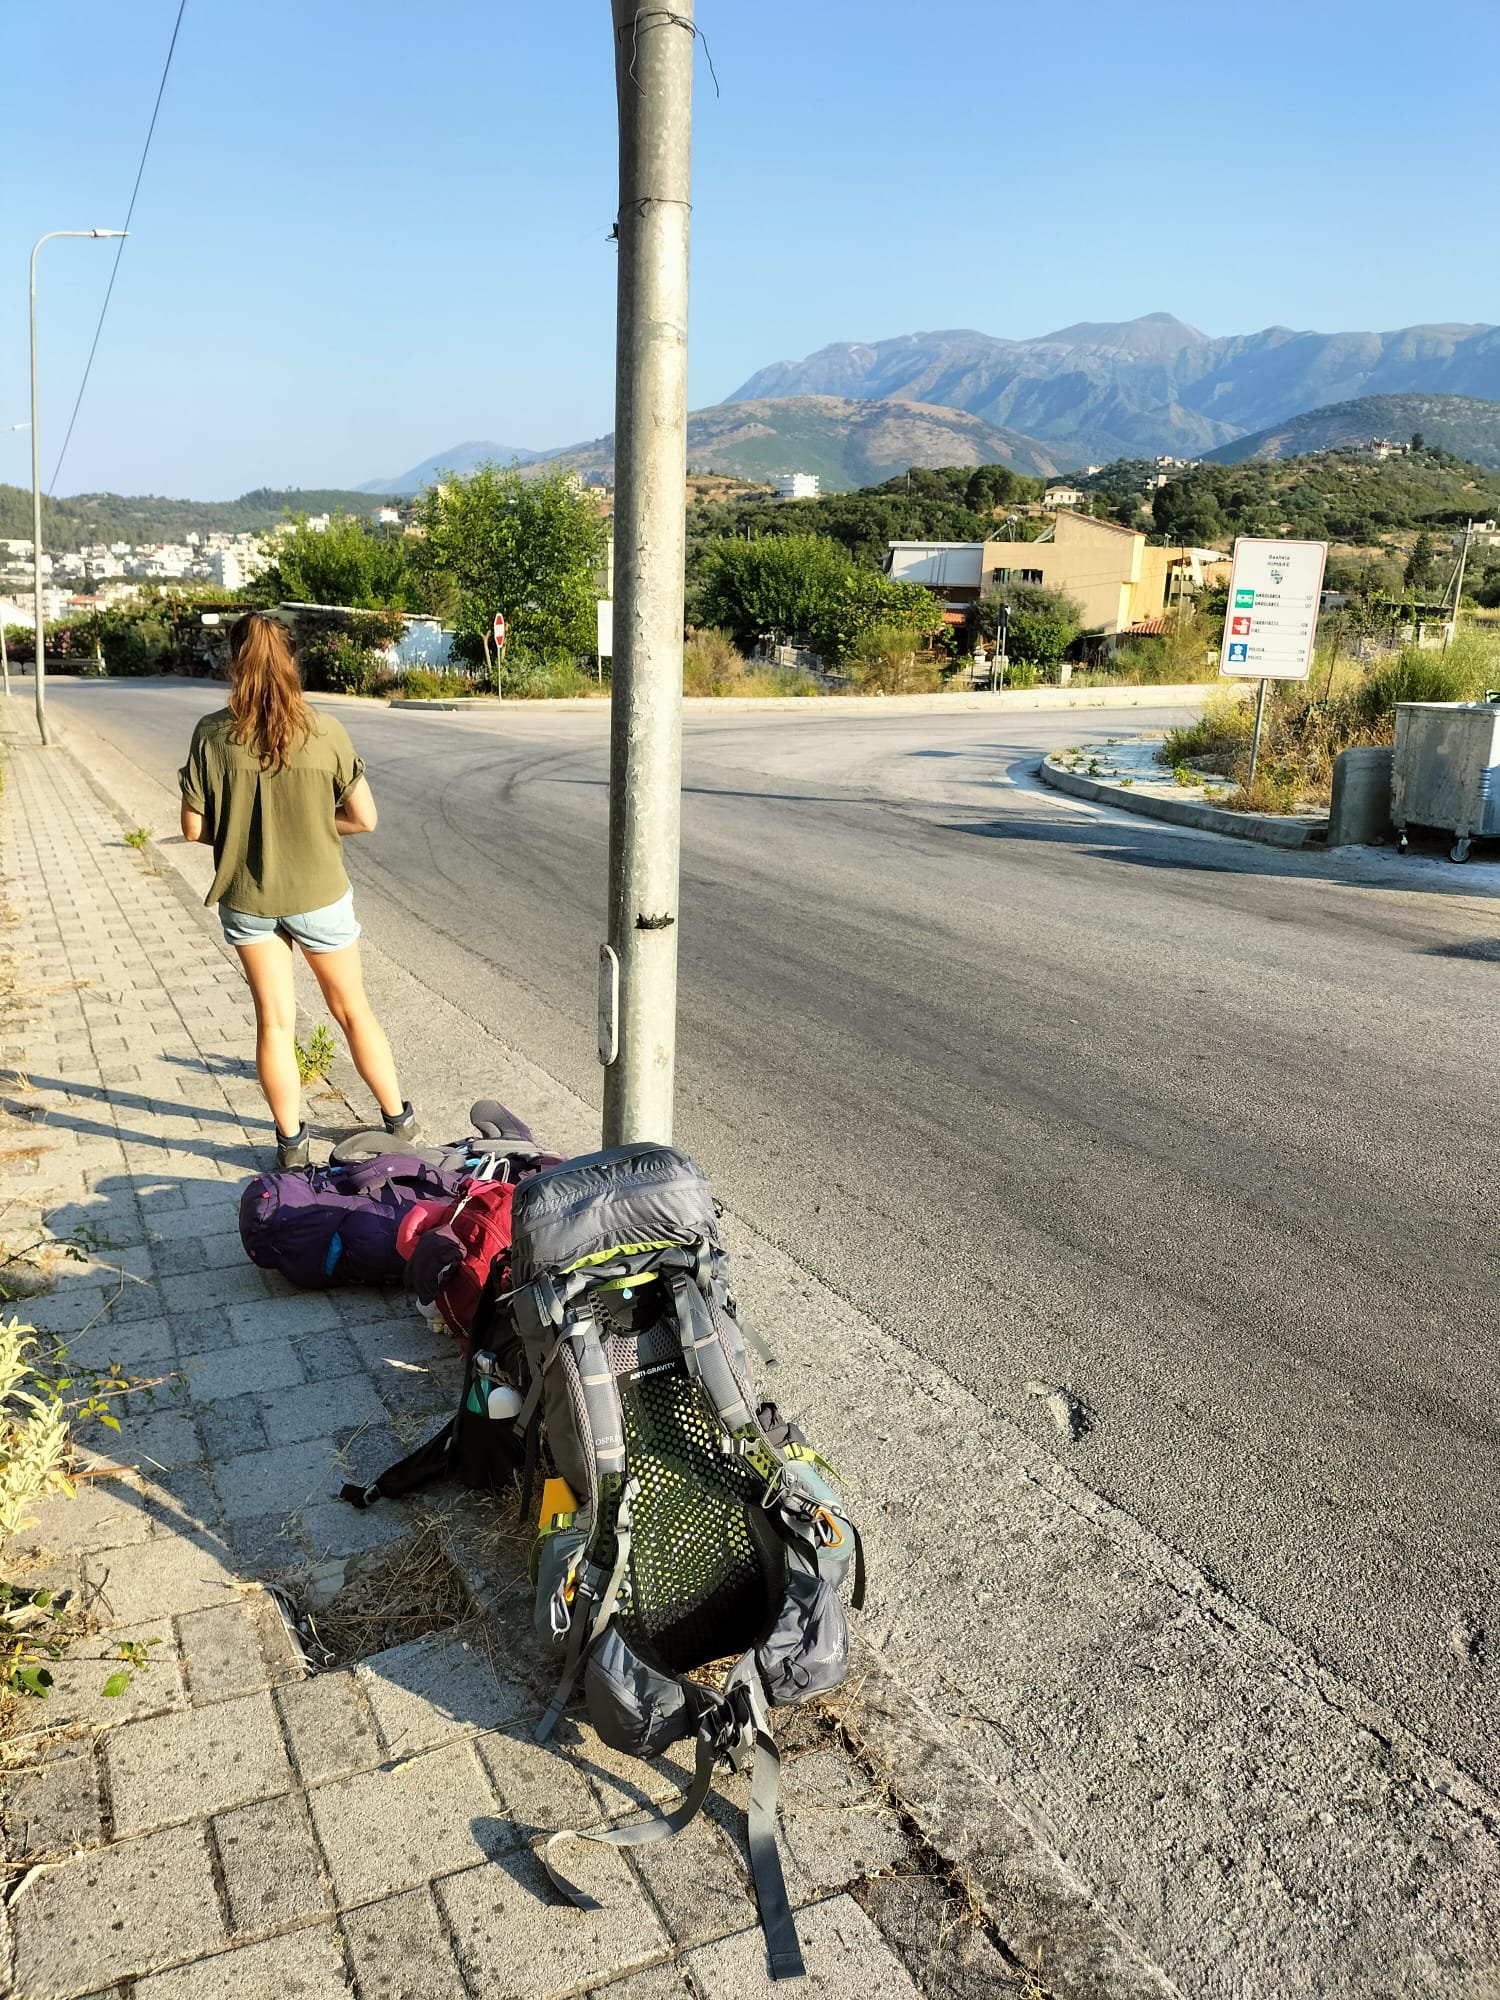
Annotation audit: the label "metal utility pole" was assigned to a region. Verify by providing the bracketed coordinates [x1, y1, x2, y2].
[601, 1, 694, 1147]
[29, 230, 128, 745]
[1445, 520, 1472, 650]
[1247, 677, 1270, 788]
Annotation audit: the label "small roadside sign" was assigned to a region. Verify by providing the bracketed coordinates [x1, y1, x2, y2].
[1219, 538, 1326, 681]
[492, 612, 507, 652]
[596, 598, 613, 661]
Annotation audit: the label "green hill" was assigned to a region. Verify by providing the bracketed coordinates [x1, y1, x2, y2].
[0, 485, 399, 554]
[1204, 395, 1500, 470]
[1153, 447, 1500, 548]
[533, 395, 1074, 490]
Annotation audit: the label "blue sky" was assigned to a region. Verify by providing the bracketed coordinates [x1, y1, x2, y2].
[3, 0, 1497, 498]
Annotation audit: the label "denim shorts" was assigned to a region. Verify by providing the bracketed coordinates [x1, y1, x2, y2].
[218, 886, 362, 953]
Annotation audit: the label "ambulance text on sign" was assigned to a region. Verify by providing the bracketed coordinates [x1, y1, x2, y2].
[1218, 537, 1327, 682]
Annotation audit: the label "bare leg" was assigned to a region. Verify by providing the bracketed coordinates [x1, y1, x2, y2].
[235, 936, 301, 1136]
[303, 941, 403, 1119]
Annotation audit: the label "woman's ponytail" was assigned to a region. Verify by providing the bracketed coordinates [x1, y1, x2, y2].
[227, 613, 312, 771]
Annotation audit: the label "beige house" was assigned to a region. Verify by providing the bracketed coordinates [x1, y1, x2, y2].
[982, 512, 1146, 632]
[981, 513, 1229, 632]
[887, 514, 1229, 637]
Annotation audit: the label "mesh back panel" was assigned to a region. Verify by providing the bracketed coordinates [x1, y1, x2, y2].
[613, 1367, 782, 1675]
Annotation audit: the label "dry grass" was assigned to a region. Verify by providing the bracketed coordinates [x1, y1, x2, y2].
[291, 1521, 478, 1670]
[682, 627, 819, 698]
[1162, 631, 1500, 812]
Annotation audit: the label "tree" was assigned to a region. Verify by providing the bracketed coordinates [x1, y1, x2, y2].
[697, 535, 854, 655]
[696, 533, 943, 665]
[1410, 432, 1425, 453]
[258, 512, 412, 609]
[1152, 476, 1225, 547]
[408, 465, 607, 665]
[1404, 532, 1435, 592]
[974, 583, 1082, 673]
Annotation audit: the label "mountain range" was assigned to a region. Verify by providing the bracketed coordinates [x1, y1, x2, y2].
[359, 440, 543, 494]
[728, 314, 1500, 464]
[364, 314, 1500, 493]
[540, 396, 1069, 487]
[1203, 393, 1500, 469]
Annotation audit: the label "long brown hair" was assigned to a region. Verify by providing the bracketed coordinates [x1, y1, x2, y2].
[227, 613, 312, 770]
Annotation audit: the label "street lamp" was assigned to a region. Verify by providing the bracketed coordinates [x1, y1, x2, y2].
[0, 425, 28, 698]
[29, 230, 128, 744]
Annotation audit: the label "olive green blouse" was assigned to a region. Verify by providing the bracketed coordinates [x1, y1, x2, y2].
[179, 707, 365, 916]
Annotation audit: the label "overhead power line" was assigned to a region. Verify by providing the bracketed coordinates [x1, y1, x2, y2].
[48, 0, 188, 494]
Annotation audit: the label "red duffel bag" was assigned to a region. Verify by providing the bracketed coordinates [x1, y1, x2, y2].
[398, 1178, 517, 1344]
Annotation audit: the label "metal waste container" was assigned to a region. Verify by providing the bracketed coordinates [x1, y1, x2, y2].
[1391, 701, 1500, 862]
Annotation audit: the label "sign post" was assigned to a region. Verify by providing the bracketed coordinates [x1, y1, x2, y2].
[1219, 537, 1327, 788]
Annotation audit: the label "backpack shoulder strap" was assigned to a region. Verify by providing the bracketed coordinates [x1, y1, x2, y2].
[666, 1268, 754, 1434]
[339, 1418, 456, 1508]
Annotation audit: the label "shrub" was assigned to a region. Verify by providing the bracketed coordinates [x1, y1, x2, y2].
[1158, 694, 1253, 773]
[399, 667, 476, 700]
[0, 1318, 71, 1540]
[502, 653, 600, 699]
[294, 1025, 336, 1084]
[303, 631, 379, 695]
[100, 612, 172, 676]
[1111, 614, 1221, 685]
[679, 628, 818, 699]
[1346, 633, 1495, 731]
[683, 627, 748, 696]
[1221, 766, 1301, 815]
[845, 625, 942, 695]
[1003, 659, 1039, 689]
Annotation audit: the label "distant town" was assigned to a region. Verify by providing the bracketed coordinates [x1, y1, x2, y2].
[0, 507, 409, 631]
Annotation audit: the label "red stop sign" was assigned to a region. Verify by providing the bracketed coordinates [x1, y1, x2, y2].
[492, 612, 507, 651]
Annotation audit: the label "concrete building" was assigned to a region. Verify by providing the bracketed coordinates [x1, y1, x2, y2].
[888, 511, 1229, 637]
[1042, 485, 1085, 509]
[983, 512, 1148, 632]
[885, 542, 984, 603]
[774, 473, 820, 501]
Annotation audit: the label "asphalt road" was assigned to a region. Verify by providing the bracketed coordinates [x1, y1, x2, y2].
[42, 677, 1500, 1973]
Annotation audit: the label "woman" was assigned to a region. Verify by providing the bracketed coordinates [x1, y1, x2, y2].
[179, 610, 416, 1168]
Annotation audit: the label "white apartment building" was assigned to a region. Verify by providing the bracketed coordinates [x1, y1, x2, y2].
[773, 473, 820, 501]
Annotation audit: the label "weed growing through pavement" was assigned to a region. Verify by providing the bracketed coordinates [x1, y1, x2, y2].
[122, 826, 151, 851]
[295, 1024, 337, 1084]
[1173, 763, 1197, 787]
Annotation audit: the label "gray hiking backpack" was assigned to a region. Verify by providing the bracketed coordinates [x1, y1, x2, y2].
[508, 1142, 865, 1982]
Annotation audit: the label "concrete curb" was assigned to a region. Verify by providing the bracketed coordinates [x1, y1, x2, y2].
[373, 683, 1232, 717]
[33, 670, 1227, 719]
[1038, 752, 1326, 849]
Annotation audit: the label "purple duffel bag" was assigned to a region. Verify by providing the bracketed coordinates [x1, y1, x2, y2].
[238, 1153, 469, 1289]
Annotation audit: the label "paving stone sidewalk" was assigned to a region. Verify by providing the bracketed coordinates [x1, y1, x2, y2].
[0, 726, 995, 1999]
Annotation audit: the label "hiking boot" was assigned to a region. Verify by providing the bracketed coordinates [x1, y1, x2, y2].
[382, 1100, 418, 1143]
[276, 1123, 311, 1170]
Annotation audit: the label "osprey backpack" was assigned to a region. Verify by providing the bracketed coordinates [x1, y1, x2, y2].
[508, 1142, 864, 1983]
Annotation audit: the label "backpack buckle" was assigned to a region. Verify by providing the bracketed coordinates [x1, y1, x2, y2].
[698, 1682, 756, 1767]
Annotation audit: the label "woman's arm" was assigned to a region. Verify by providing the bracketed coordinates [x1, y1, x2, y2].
[180, 798, 211, 844]
[335, 776, 378, 836]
